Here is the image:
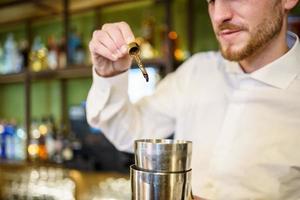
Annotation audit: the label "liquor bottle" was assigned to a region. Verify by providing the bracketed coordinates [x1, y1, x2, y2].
[68, 28, 83, 65]
[28, 120, 40, 160]
[3, 34, 23, 74]
[14, 126, 27, 160]
[5, 122, 16, 160]
[29, 36, 48, 72]
[62, 132, 74, 162]
[53, 127, 64, 164]
[38, 119, 48, 161]
[47, 36, 58, 70]
[141, 16, 155, 46]
[58, 37, 67, 69]
[45, 116, 56, 161]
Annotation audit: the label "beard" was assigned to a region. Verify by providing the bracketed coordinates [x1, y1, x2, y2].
[218, 3, 284, 61]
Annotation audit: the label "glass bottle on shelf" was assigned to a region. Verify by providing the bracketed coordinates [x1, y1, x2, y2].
[68, 28, 85, 65]
[47, 36, 59, 70]
[53, 126, 64, 164]
[62, 131, 74, 162]
[29, 36, 48, 72]
[58, 36, 67, 69]
[28, 120, 40, 161]
[139, 16, 156, 59]
[38, 118, 48, 161]
[3, 34, 23, 74]
[15, 126, 27, 160]
[45, 116, 56, 161]
[5, 120, 17, 160]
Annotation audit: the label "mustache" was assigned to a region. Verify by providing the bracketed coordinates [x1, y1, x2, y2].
[217, 22, 247, 33]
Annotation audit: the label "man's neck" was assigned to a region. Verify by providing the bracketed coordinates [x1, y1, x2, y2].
[239, 31, 289, 74]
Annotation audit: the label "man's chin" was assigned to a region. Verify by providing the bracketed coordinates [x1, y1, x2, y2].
[219, 43, 249, 61]
[221, 49, 245, 61]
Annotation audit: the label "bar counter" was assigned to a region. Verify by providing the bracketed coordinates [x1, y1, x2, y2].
[0, 160, 130, 200]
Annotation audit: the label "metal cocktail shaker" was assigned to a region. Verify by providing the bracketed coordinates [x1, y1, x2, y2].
[131, 139, 193, 200]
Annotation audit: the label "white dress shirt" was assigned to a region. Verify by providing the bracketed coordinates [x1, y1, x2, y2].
[86, 32, 300, 199]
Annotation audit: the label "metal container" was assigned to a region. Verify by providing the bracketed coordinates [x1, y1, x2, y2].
[130, 165, 193, 200]
[134, 139, 192, 172]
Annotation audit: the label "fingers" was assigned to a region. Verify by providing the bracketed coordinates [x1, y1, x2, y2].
[89, 21, 135, 61]
[102, 23, 124, 48]
[115, 21, 135, 44]
[103, 22, 135, 54]
[93, 30, 121, 57]
[89, 38, 118, 61]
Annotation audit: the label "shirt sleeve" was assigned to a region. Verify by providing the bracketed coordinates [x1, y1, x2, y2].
[86, 66, 184, 152]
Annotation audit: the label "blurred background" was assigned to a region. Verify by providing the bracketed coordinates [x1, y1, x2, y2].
[0, 0, 299, 199]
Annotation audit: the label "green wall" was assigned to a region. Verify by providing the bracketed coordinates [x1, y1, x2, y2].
[30, 80, 62, 124]
[66, 78, 92, 107]
[0, 83, 25, 124]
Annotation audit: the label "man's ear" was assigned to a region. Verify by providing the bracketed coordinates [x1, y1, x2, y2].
[283, 0, 299, 11]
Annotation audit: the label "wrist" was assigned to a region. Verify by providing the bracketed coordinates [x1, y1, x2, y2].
[94, 66, 128, 78]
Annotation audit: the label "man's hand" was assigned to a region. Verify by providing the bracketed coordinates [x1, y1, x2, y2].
[89, 21, 135, 77]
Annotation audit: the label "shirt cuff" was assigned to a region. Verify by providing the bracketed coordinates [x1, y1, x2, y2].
[87, 67, 129, 123]
[92, 67, 129, 89]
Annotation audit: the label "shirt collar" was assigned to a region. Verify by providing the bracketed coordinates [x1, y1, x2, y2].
[224, 32, 300, 89]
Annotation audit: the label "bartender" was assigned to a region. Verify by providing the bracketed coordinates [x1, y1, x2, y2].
[87, 0, 300, 199]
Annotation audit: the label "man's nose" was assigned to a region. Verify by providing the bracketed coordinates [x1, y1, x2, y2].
[212, 0, 233, 25]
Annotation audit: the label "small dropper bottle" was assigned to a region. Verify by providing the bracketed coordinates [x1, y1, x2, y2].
[128, 42, 149, 82]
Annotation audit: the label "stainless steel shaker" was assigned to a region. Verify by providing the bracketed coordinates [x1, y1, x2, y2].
[131, 139, 193, 200]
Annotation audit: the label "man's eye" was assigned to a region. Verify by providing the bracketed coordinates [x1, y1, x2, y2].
[207, 0, 215, 4]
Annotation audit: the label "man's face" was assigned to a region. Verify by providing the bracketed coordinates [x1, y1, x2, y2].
[208, 0, 284, 61]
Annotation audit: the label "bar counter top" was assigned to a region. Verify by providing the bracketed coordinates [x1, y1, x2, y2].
[0, 160, 130, 200]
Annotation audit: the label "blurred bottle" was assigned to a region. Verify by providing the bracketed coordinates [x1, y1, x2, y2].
[53, 131, 63, 163]
[74, 43, 85, 65]
[139, 17, 156, 59]
[14, 126, 27, 160]
[68, 28, 85, 65]
[5, 120, 17, 160]
[38, 118, 48, 161]
[141, 16, 155, 46]
[45, 116, 56, 161]
[29, 36, 48, 72]
[47, 36, 59, 70]
[58, 36, 67, 69]
[3, 34, 23, 74]
[62, 132, 74, 162]
[28, 120, 40, 160]
[0, 120, 27, 161]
